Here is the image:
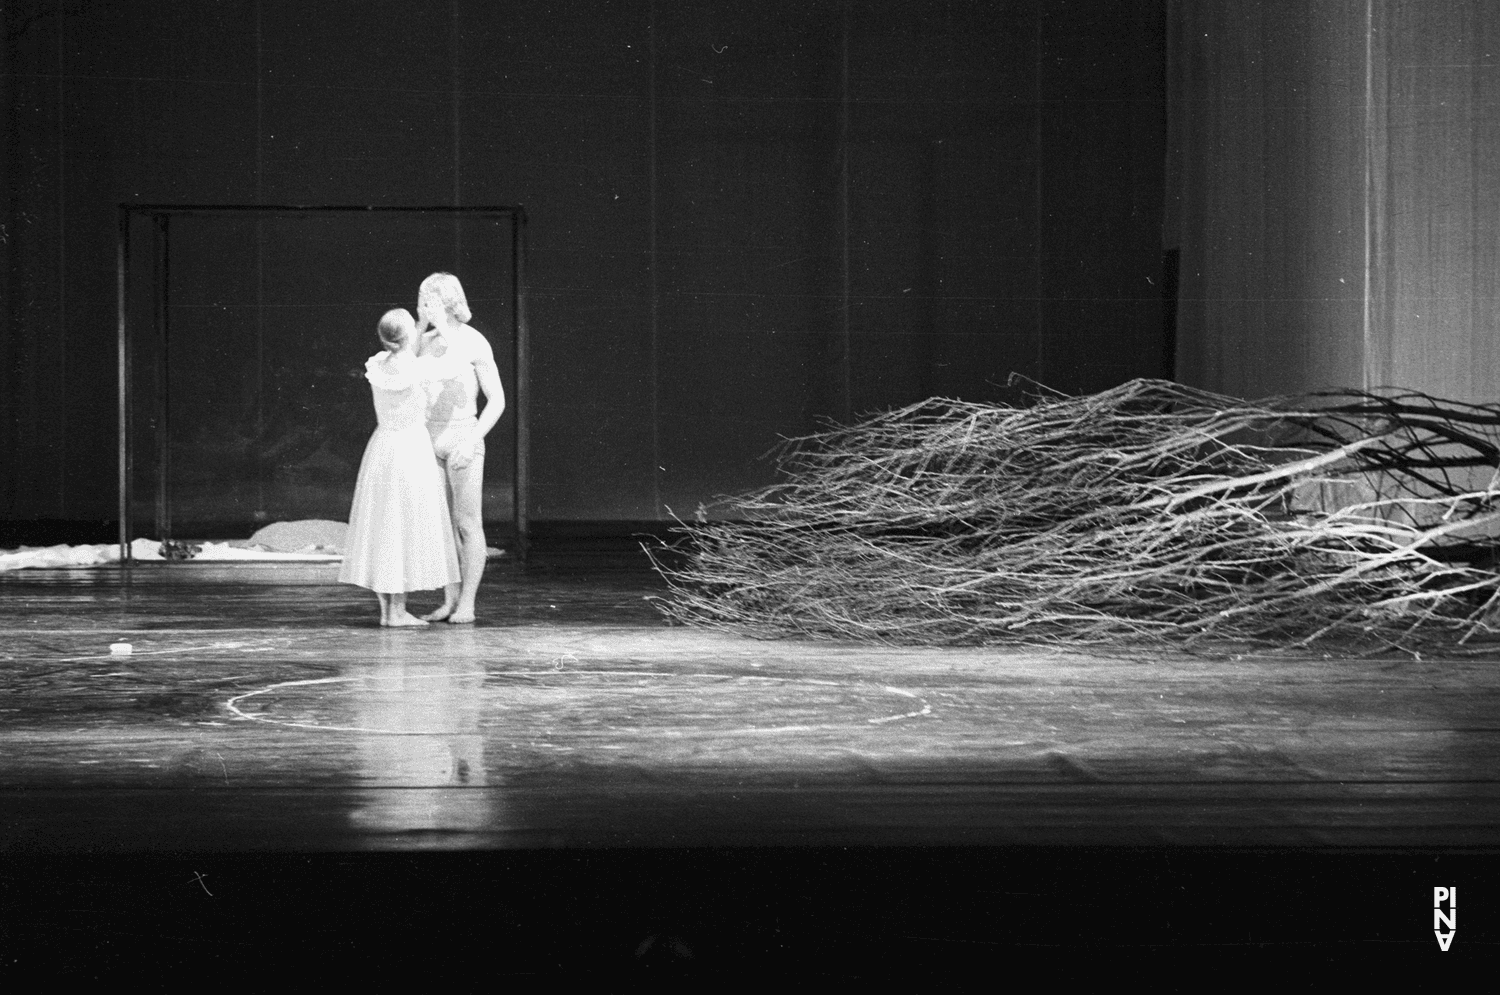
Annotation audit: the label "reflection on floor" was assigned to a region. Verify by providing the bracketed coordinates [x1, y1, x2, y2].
[4, 560, 1500, 850]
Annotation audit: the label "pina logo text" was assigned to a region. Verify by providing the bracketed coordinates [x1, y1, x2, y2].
[1434, 887, 1456, 951]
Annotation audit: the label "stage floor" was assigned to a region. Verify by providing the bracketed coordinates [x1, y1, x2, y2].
[3, 560, 1496, 972]
[3, 559, 1499, 852]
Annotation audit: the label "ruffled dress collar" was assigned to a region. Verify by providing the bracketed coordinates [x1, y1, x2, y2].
[364, 352, 418, 391]
[364, 351, 467, 391]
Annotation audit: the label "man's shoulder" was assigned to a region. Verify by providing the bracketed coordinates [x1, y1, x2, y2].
[456, 325, 494, 361]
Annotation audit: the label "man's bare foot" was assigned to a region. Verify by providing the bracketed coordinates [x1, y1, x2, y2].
[386, 610, 430, 627]
[447, 608, 476, 625]
[422, 603, 456, 622]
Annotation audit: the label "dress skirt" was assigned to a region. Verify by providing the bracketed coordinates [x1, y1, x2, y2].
[338, 424, 461, 593]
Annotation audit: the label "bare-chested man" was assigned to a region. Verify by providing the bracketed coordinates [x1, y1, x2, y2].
[414, 272, 504, 624]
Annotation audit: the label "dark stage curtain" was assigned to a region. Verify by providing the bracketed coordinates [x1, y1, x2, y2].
[1, 2, 1169, 534]
[1167, 0, 1500, 406]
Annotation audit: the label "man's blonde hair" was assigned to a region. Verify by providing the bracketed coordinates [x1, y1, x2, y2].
[419, 271, 473, 324]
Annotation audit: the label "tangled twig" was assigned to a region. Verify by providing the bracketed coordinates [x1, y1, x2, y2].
[649, 378, 1500, 655]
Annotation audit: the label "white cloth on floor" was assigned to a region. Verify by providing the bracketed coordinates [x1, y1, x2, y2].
[0, 542, 122, 571]
[238, 519, 349, 553]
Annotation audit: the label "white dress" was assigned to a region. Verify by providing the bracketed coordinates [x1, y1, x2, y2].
[338, 352, 462, 594]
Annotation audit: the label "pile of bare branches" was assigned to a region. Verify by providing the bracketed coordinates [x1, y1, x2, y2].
[650, 378, 1500, 654]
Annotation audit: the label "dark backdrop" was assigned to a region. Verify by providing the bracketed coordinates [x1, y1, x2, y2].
[2, 0, 1167, 544]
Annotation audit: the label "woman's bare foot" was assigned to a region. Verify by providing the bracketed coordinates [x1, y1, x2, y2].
[386, 610, 430, 627]
[421, 602, 456, 622]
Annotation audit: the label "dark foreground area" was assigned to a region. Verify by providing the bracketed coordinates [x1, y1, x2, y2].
[2, 849, 1492, 977]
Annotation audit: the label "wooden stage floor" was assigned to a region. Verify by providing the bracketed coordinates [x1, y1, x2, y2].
[2, 560, 1495, 970]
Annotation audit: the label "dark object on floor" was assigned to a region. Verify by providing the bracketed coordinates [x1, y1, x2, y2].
[159, 540, 203, 562]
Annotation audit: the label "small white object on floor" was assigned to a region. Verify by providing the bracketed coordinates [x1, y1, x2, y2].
[109, 642, 133, 655]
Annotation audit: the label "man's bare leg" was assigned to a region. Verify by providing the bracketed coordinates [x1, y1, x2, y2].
[422, 444, 486, 624]
[422, 470, 462, 622]
[445, 455, 486, 624]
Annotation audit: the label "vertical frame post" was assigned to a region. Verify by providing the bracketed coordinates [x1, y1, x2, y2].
[153, 213, 171, 542]
[513, 207, 530, 563]
[117, 208, 131, 564]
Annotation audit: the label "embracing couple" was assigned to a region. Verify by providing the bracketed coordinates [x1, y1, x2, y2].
[337, 272, 504, 626]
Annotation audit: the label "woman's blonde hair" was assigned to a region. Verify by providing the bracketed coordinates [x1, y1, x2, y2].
[419, 271, 472, 324]
[377, 308, 415, 351]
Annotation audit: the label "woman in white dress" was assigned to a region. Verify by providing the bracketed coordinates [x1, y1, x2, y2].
[338, 308, 462, 626]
